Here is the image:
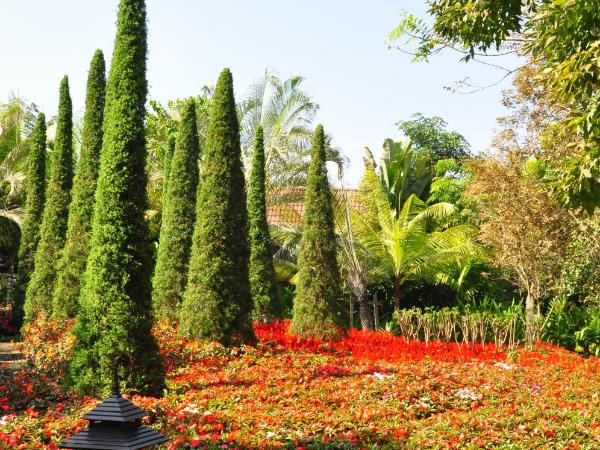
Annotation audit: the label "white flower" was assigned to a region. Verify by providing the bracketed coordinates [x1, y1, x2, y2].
[369, 372, 394, 381]
[454, 388, 482, 401]
[182, 403, 200, 414]
[495, 362, 516, 370]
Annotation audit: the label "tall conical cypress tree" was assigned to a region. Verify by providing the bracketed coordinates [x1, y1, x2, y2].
[290, 125, 341, 339]
[152, 99, 200, 320]
[70, 0, 164, 396]
[14, 113, 47, 328]
[24, 77, 73, 320]
[248, 126, 280, 322]
[179, 69, 255, 345]
[52, 50, 106, 319]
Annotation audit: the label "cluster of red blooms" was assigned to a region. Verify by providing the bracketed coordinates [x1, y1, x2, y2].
[0, 320, 598, 449]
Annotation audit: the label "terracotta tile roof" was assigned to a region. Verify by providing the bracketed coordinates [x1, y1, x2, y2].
[267, 188, 363, 227]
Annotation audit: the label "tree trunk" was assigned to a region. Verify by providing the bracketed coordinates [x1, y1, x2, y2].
[373, 292, 379, 330]
[357, 299, 372, 331]
[525, 291, 538, 345]
[349, 299, 354, 329]
[394, 277, 402, 311]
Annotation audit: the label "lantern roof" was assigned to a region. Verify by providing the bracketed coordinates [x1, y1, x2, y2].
[58, 371, 169, 449]
[57, 423, 169, 450]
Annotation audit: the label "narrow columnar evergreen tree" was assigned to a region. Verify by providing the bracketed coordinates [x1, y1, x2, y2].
[179, 69, 255, 345]
[14, 113, 46, 329]
[248, 126, 280, 322]
[24, 77, 73, 320]
[161, 135, 175, 207]
[152, 99, 200, 320]
[52, 50, 106, 319]
[70, 0, 164, 396]
[290, 125, 341, 339]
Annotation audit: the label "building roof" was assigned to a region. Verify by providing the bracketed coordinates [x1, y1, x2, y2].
[266, 187, 363, 228]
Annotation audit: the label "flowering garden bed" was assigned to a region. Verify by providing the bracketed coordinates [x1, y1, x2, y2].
[0, 320, 598, 449]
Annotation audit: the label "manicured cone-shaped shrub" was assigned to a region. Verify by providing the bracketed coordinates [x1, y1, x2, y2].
[290, 125, 341, 339]
[180, 69, 255, 345]
[152, 99, 200, 320]
[52, 50, 106, 319]
[70, 0, 164, 396]
[248, 126, 280, 322]
[14, 113, 47, 329]
[24, 77, 73, 320]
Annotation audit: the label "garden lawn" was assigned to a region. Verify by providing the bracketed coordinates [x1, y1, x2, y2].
[0, 321, 598, 449]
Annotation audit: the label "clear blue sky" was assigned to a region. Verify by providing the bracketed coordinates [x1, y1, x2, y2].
[1, 0, 517, 185]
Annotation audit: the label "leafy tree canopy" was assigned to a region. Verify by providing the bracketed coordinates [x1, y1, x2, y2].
[397, 113, 471, 163]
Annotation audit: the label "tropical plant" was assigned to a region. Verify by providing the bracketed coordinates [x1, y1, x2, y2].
[52, 50, 106, 319]
[179, 69, 255, 346]
[0, 95, 39, 227]
[238, 71, 344, 208]
[24, 77, 73, 320]
[364, 139, 432, 215]
[358, 191, 480, 311]
[70, 0, 164, 396]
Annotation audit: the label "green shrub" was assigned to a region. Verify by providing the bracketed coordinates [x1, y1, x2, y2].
[152, 99, 200, 320]
[248, 126, 280, 322]
[24, 77, 73, 320]
[70, 0, 164, 396]
[52, 50, 106, 319]
[14, 113, 47, 329]
[179, 69, 255, 346]
[290, 125, 341, 340]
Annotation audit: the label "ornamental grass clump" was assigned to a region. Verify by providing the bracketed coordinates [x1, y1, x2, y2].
[70, 0, 164, 396]
[24, 77, 73, 321]
[180, 68, 255, 346]
[152, 99, 200, 320]
[52, 50, 106, 319]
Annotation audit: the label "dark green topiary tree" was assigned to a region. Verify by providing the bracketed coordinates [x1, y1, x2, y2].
[70, 0, 164, 396]
[290, 125, 341, 339]
[179, 69, 255, 345]
[52, 50, 106, 319]
[152, 99, 200, 320]
[24, 77, 73, 321]
[14, 113, 47, 329]
[248, 126, 280, 322]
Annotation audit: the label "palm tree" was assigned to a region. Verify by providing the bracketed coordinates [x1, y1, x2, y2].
[238, 71, 344, 207]
[0, 95, 39, 226]
[0, 95, 39, 305]
[364, 138, 432, 216]
[358, 192, 480, 310]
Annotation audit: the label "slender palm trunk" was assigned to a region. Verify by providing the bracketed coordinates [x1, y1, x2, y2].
[357, 292, 373, 331]
[394, 276, 402, 311]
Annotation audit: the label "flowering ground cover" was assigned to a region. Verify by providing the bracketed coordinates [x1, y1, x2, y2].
[0, 320, 598, 449]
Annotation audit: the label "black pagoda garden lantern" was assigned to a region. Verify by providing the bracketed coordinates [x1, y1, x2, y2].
[58, 371, 168, 450]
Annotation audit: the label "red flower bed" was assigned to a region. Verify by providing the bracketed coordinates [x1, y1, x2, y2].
[1, 321, 598, 449]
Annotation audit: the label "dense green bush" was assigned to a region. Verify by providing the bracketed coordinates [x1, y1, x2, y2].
[290, 125, 341, 339]
[152, 99, 200, 320]
[24, 77, 73, 320]
[52, 50, 106, 319]
[248, 126, 280, 322]
[70, 0, 164, 396]
[14, 113, 46, 329]
[179, 69, 255, 346]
